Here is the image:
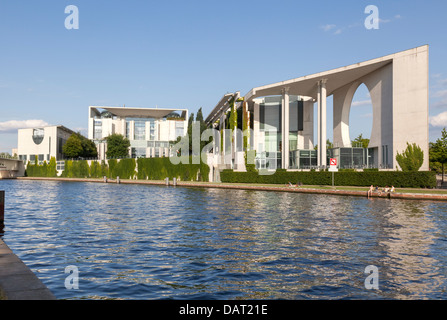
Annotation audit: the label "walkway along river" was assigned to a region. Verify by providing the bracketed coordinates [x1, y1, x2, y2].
[1, 178, 447, 299]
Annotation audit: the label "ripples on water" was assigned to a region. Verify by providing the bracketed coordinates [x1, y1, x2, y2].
[1, 179, 447, 300]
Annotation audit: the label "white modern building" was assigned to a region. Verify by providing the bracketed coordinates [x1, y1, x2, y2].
[206, 45, 430, 172]
[17, 125, 75, 164]
[88, 106, 188, 160]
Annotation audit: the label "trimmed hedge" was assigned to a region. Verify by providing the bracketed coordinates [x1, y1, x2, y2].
[220, 170, 437, 188]
[25, 157, 57, 177]
[55, 157, 210, 182]
[108, 158, 136, 179]
[137, 157, 209, 182]
[60, 160, 90, 178]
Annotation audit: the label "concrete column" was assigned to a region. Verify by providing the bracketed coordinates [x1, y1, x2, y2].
[253, 102, 260, 153]
[320, 79, 327, 168]
[317, 83, 321, 167]
[282, 87, 290, 169]
[317, 79, 327, 168]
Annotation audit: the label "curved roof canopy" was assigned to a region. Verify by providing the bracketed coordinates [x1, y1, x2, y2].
[90, 106, 188, 120]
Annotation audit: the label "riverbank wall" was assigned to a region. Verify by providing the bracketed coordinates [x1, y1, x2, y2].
[0, 239, 56, 300]
[15, 176, 447, 201]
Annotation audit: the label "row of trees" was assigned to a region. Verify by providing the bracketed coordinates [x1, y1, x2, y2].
[62, 132, 130, 159]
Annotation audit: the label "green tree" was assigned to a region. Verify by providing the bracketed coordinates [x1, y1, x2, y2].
[47, 157, 57, 177]
[106, 133, 130, 159]
[352, 133, 370, 148]
[62, 132, 98, 159]
[196, 107, 209, 152]
[80, 135, 98, 158]
[430, 128, 447, 182]
[396, 142, 424, 172]
[62, 134, 83, 158]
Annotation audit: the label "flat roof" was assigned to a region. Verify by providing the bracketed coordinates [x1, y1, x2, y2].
[244, 45, 428, 101]
[18, 124, 75, 135]
[89, 106, 188, 119]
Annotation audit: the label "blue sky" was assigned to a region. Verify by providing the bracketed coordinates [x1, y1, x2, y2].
[1, 0, 447, 153]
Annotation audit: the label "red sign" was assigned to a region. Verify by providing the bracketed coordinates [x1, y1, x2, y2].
[330, 158, 337, 166]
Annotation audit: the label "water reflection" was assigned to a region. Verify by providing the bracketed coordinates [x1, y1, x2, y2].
[1, 179, 447, 300]
[376, 200, 446, 299]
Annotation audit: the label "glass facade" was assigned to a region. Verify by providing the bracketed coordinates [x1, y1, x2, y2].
[259, 100, 282, 169]
[91, 109, 186, 159]
[289, 150, 318, 169]
[131, 147, 146, 158]
[134, 120, 146, 141]
[328, 147, 377, 169]
[149, 121, 155, 140]
[32, 129, 45, 145]
[175, 121, 184, 140]
[94, 120, 103, 140]
[258, 96, 305, 169]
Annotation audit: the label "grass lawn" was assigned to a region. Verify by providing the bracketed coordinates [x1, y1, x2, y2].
[192, 181, 447, 195]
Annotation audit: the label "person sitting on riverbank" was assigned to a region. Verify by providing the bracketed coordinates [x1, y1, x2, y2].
[390, 186, 395, 193]
[368, 185, 374, 197]
[375, 185, 383, 195]
[383, 186, 390, 193]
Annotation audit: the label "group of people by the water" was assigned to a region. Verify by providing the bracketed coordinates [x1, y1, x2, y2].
[368, 185, 395, 197]
[285, 181, 396, 197]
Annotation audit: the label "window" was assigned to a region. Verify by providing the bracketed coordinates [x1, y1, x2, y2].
[149, 121, 155, 140]
[134, 121, 146, 141]
[260, 103, 281, 132]
[131, 147, 146, 158]
[126, 121, 131, 139]
[32, 129, 45, 145]
[57, 161, 65, 171]
[175, 121, 184, 139]
[94, 120, 103, 140]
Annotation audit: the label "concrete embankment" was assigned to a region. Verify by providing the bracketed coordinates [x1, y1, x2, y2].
[16, 177, 447, 201]
[0, 239, 55, 300]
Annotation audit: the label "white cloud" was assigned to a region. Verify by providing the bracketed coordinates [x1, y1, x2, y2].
[429, 112, 447, 127]
[320, 24, 336, 32]
[334, 28, 343, 35]
[352, 100, 372, 107]
[361, 113, 373, 118]
[0, 120, 49, 134]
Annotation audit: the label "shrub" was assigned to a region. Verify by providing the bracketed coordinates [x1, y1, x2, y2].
[220, 170, 436, 188]
[137, 157, 209, 182]
[25, 157, 58, 177]
[396, 142, 424, 171]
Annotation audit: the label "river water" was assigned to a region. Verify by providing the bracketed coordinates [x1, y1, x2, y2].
[1, 179, 447, 300]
